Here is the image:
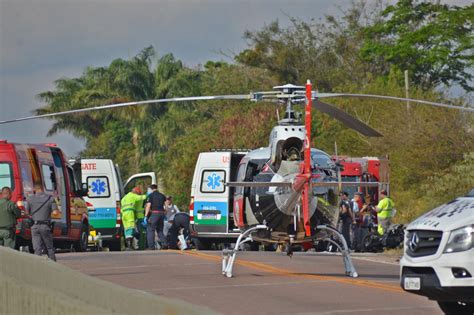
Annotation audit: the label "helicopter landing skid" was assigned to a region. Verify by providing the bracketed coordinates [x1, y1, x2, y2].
[222, 224, 358, 278]
[316, 225, 359, 278]
[222, 224, 268, 278]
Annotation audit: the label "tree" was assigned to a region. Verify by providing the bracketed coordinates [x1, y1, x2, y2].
[361, 0, 474, 91]
[235, 1, 386, 91]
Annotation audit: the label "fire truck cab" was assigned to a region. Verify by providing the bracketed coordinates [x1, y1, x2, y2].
[333, 156, 390, 202]
[0, 140, 89, 251]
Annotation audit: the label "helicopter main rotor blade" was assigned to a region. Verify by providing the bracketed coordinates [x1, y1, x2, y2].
[0, 94, 251, 125]
[226, 182, 292, 188]
[312, 182, 382, 187]
[314, 100, 383, 137]
[315, 93, 474, 112]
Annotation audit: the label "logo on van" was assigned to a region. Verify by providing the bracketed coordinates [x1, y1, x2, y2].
[91, 179, 106, 195]
[207, 173, 221, 190]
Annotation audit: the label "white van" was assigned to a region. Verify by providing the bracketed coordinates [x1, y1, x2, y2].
[400, 189, 474, 315]
[81, 159, 156, 251]
[189, 150, 248, 249]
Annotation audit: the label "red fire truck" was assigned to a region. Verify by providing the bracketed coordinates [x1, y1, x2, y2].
[0, 140, 89, 251]
[333, 156, 390, 203]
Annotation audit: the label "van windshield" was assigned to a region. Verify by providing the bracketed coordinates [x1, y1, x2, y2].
[0, 162, 14, 190]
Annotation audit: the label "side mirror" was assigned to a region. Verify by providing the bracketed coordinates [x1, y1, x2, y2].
[80, 183, 89, 197]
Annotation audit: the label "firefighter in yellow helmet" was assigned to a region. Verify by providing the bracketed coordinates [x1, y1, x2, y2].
[375, 189, 394, 235]
[121, 186, 146, 250]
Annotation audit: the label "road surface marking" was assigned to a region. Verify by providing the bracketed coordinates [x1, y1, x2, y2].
[352, 256, 400, 266]
[149, 280, 332, 292]
[68, 262, 213, 272]
[181, 251, 404, 293]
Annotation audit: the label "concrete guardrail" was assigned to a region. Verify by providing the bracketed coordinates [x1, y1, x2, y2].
[0, 247, 216, 315]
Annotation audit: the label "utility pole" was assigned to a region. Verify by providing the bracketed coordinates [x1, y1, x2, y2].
[404, 70, 410, 114]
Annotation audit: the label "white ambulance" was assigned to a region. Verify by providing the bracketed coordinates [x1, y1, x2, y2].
[400, 189, 474, 314]
[81, 159, 156, 251]
[189, 150, 248, 249]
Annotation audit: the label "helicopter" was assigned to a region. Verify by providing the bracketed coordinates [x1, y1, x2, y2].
[1, 81, 472, 278]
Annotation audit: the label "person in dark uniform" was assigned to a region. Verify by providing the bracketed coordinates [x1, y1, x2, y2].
[144, 184, 166, 250]
[26, 183, 59, 261]
[166, 212, 190, 250]
[0, 187, 21, 249]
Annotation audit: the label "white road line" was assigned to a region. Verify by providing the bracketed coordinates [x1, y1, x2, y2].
[149, 280, 332, 291]
[71, 262, 214, 272]
[352, 256, 400, 266]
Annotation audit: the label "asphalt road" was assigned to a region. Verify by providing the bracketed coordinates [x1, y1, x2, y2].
[58, 250, 441, 315]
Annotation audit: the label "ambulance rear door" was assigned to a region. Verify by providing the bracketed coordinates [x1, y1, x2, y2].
[81, 159, 121, 237]
[192, 152, 232, 235]
[123, 172, 156, 194]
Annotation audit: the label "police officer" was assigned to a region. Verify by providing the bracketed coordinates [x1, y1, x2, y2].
[166, 212, 190, 250]
[0, 187, 21, 249]
[27, 183, 59, 261]
[376, 189, 395, 235]
[144, 184, 166, 250]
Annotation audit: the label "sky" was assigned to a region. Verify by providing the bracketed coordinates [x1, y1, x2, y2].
[0, 0, 471, 157]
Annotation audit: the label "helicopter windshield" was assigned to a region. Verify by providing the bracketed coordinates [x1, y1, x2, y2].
[311, 150, 335, 169]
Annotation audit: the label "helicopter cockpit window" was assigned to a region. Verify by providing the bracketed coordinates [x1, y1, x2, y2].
[245, 159, 268, 180]
[311, 151, 334, 169]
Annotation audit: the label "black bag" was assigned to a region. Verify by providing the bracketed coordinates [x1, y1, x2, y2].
[24, 196, 52, 228]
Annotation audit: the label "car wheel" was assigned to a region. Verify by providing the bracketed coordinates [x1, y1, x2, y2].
[193, 238, 211, 250]
[107, 239, 122, 251]
[437, 301, 474, 315]
[74, 224, 89, 252]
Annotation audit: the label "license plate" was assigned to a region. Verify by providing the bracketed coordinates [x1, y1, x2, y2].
[202, 214, 217, 220]
[90, 230, 97, 237]
[404, 277, 421, 290]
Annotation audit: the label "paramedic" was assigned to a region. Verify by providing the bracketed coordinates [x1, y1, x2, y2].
[167, 212, 190, 250]
[121, 186, 146, 250]
[145, 184, 166, 250]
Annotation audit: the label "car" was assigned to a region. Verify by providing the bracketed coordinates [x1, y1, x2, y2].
[400, 189, 474, 315]
[0, 140, 89, 251]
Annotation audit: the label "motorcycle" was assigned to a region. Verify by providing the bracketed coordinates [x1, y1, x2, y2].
[362, 223, 405, 253]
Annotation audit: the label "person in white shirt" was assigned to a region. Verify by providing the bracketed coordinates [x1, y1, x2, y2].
[163, 196, 180, 246]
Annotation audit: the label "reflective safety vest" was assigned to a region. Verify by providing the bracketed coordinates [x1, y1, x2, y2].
[121, 192, 145, 214]
[317, 197, 330, 206]
[377, 197, 394, 219]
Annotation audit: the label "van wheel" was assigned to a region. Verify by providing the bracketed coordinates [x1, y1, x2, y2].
[437, 301, 474, 315]
[74, 224, 89, 252]
[193, 238, 211, 250]
[108, 240, 122, 251]
[240, 242, 260, 251]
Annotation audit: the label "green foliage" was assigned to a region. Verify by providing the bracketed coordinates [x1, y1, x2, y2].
[36, 1, 473, 220]
[396, 152, 474, 223]
[235, 1, 385, 90]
